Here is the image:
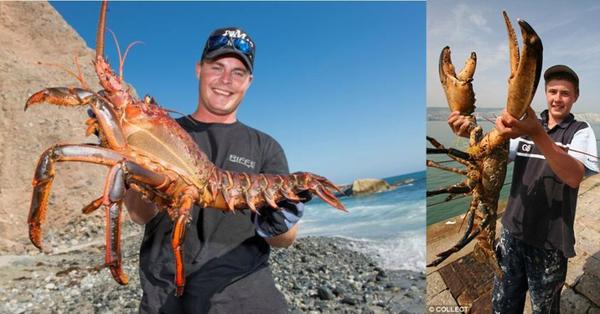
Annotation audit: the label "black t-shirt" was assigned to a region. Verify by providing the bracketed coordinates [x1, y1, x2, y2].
[138, 116, 289, 309]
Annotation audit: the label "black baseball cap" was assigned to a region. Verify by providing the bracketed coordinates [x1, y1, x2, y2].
[544, 64, 579, 90]
[201, 27, 255, 73]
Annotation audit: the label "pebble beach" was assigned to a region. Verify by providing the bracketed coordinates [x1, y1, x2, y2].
[0, 215, 424, 313]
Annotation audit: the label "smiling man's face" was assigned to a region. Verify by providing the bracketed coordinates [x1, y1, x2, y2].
[545, 78, 578, 125]
[197, 56, 252, 120]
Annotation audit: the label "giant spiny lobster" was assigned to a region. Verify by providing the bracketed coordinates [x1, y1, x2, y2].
[426, 12, 543, 276]
[25, 1, 345, 296]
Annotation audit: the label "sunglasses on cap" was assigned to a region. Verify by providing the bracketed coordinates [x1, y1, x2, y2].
[205, 35, 255, 61]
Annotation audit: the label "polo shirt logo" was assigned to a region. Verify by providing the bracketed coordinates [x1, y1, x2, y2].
[228, 154, 256, 169]
[521, 143, 532, 153]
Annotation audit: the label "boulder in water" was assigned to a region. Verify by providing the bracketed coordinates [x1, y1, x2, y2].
[351, 178, 391, 195]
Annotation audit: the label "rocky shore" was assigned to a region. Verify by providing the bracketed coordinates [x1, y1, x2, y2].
[0, 216, 424, 313]
[271, 237, 425, 313]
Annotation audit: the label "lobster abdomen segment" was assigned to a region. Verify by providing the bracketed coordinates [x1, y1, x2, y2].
[203, 170, 346, 212]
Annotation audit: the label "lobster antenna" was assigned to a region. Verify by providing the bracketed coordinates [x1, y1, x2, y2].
[161, 108, 199, 126]
[73, 56, 91, 90]
[121, 40, 144, 78]
[106, 28, 123, 76]
[96, 0, 108, 59]
[36, 61, 89, 90]
[106, 28, 144, 81]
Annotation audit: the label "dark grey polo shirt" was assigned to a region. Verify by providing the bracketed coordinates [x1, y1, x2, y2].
[502, 110, 598, 257]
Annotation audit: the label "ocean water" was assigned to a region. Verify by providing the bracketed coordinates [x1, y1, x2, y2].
[299, 171, 426, 273]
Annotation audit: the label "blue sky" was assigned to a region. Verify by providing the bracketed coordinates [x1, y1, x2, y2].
[50, 1, 426, 184]
[428, 0, 600, 114]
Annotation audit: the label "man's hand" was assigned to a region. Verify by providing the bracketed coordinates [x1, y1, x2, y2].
[124, 190, 159, 225]
[448, 111, 472, 138]
[253, 200, 304, 247]
[496, 106, 585, 188]
[495, 107, 544, 139]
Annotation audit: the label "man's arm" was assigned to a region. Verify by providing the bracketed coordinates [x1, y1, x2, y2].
[254, 199, 305, 248]
[265, 224, 298, 247]
[124, 190, 159, 225]
[497, 107, 585, 188]
[255, 141, 301, 248]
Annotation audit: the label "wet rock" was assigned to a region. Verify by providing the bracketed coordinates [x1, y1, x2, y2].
[341, 296, 358, 305]
[317, 286, 335, 300]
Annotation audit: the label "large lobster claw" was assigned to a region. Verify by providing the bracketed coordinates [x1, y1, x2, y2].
[439, 46, 477, 115]
[504, 11, 543, 119]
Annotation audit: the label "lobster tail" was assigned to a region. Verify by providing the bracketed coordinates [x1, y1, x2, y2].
[203, 170, 346, 212]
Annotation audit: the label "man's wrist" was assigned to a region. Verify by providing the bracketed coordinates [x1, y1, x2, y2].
[253, 202, 304, 238]
[529, 125, 547, 142]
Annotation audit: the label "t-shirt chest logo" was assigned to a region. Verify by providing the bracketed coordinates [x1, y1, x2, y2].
[228, 154, 256, 169]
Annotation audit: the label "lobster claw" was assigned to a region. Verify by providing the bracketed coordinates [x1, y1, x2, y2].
[24, 87, 96, 111]
[439, 46, 477, 115]
[503, 11, 543, 119]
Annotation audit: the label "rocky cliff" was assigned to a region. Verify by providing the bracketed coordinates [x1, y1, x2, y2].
[0, 1, 104, 253]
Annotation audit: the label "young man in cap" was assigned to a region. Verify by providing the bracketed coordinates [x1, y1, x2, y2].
[125, 27, 304, 313]
[447, 65, 598, 313]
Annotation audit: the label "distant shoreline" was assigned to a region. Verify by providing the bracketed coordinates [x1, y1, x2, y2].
[427, 107, 600, 123]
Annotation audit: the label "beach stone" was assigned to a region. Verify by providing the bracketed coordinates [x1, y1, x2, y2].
[332, 286, 345, 297]
[574, 272, 600, 306]
[561, 287, 591, 314]
[361, 306, 375, 314]
[341, 296, 358, 305]
[317, 286, 335, 300]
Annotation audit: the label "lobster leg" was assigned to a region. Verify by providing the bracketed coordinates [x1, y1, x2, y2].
[427, 199, 479, 267]
[171, 189, 196, 296]
[101, 162, 129, 285]
[29, 144, 122, 249]
[427, 160, 468, 176]
[426, 181, 472, 197]
[426, 136, 473, 166]
[25, 88, 127, 149]
[28, 144, 168, 250]
[82, 197, 104, 214]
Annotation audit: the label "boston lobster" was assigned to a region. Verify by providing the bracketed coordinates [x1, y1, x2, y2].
[426, 12, 543, 276]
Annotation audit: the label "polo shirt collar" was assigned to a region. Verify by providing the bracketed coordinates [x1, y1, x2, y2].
[540, 109, 574, 130]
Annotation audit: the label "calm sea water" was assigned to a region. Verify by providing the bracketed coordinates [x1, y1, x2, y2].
[299, 171, 426, 272]
[426, 121, 513, 226]
[427, 118, 600, 226]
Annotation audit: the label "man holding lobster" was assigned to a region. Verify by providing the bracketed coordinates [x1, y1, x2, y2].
[125, 27, 303, 313]
[448, 65, 598, 313]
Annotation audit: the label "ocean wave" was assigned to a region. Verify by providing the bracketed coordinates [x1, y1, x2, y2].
[302, 233, 425, 273]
